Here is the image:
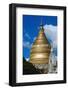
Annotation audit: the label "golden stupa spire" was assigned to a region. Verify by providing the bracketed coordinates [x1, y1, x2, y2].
[30, 18, 51, 74]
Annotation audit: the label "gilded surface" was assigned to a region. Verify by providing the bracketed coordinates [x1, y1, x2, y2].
[30, 25, 51, 65]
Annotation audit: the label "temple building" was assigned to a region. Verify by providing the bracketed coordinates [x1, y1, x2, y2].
[30, 21, 51, 74]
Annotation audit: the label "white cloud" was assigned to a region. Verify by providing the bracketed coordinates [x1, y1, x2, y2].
[44, 24, 57, 64]
[23, 41, 31, 48]
[44, 24, 57, 48]
[26, 58, 29, 61]
[25, 33, 31, 40]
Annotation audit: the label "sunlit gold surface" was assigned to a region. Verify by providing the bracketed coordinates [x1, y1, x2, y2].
[30, 53, 50, 59]
[30, 25, 51, 64]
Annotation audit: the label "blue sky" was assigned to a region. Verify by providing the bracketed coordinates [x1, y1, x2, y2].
[23, 15, 57, 60]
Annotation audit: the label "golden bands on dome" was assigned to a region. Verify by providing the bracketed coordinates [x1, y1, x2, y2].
[38, 33, 45, 36]
[38, 33, 46, 37]
[34, 39, 48, 44]
[30, 53, 50, 59]
[31, 48, 51, 53]
[30, 51, 50, 56]
[30, 59, 49, 64]
[31, 51, 50, 54]
[36, 37, 47, 40]
[31, 44, 51, 49]
[36, 37, 46, 40]
[34, 41, 49, 45]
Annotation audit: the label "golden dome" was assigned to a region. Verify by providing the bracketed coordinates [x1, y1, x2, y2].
[30, 24, 51, 64]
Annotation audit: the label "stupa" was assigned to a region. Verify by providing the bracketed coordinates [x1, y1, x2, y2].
[30, 20, 51, 74]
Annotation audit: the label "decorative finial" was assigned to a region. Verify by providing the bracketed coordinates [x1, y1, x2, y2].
[40, 17, 44, 29]
[40, 17, 43, 26]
